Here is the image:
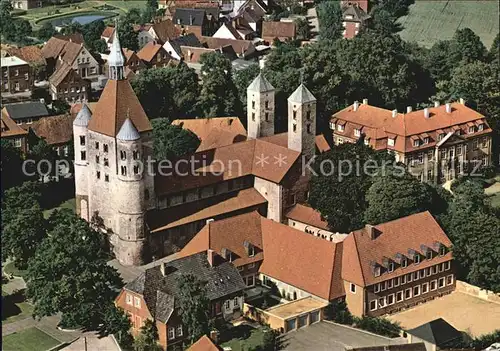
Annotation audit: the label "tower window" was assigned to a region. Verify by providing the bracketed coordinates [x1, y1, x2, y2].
[96, 171, 101, 179]
[104, 158, 109, 167]
[80, 151, 86, 160]
[105, 174, 109, 182]
[95, 142, 99, 149]
[252, 112, 255, 121]
[103, 144, 108, 153]
[121, 166, 127, 176]
[79, 135, 85, 146]
[133, 151, 139, 160]
[293, 110, 297, 120]
[306, 124, 312, 134]
[265, 100, 269, 109]
[120, 150, 126, 160]
[134, 165, 139, 174]
[96, 155, 100, 164]
[293, 124, 297, 132]
[306, 110, 311, 120]
[252, 100, 255, 109]
[265, 112, 269, 121]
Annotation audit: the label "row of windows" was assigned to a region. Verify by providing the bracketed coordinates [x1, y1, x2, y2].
[373, 261, 451, 293]
[374, 247, 447, 277]
[251, 111, 270, 122]
[237, 262, 256, 272]
[61, 86, 86, 94]
[4, 69, 29, 80]
[369, 275, 454, 311]
[251, 100, 271, 110]
[168, 325, 183, 340]
[292, 109, 313, 121]
[77, 57, 91, 64]
[292, 123, 313, 134]
[126, 293, 141, 308]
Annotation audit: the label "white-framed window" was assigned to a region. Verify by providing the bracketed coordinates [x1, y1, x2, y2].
[378, 297, 386, 308]
[14, 138, 22, 147]
[438, 277, 446, 288]
[413, 139, 419, 147]
[225, 300, 230, 309]
[337, 124, 344, 132]
[423, 137, 429, 144]
[380, 281, 387, 291]
[364, 139, 369, 146]
[396, 291, 404, 302]
[354, 129, 361, 137]
[387, 279, 393, 289]
[468, 126, 475, 134]
[414, 255, 421, 264]
[374, 283, 380, 293]
[426, 267, 432, 276]
[126, 294, 132, 305]
[15, 82, 20, 91]
[413, 271, 419, 281]
[413, 285, 420, 297]
[387, 293, 395, 305]
[420, 269, 426, 278]
[134, 296, 141, 308]
[422, 282, 429, 294]
[446, 274, 454, 286]
[233, 297, 239, 306]
[350, 283, 356, 293]
[440, 246, 446, 256]
[426, 250, 433, 260]
[401, 275, 406, 284]
[24, 73, 29, 81]
[168, 327, 175, 340]
[374, 267, 381, 277]
[388, 138, 395, 146]
[432, 265, 438, 275]
[394, 277, 400, 287]
[444, 261, 451, 271]
[457, 145, 462, 155]
[388, 262, 395, 273]
[478, 124, 484, 131]
[176, 325, 183, 337]
[401, 258, 407, 268]
[404, 288, 412, 300]
[407, 273, 413, 283]
[369, 300, 377, 311]
[430, 280, 437, 291]
[418, 153, 424, 164]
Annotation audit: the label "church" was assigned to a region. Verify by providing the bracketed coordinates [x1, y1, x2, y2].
[73, 30, 321, 266]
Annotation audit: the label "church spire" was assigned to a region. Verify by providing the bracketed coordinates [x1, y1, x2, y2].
[108, 22, 125, 80]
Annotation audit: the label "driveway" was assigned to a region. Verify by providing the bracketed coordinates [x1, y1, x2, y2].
[281, 321, 406, 351]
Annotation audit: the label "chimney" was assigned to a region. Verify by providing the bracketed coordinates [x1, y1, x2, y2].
[391, 109, 397, 118]
[207, 249, 215, 267]
[424, 108, 430, 118]
[459, 98, 465, 105]
[160, 262, 167, 276]
[353, 101, 359, 111]
[434, 101, 440, 108]
[365, 224, 378, 240]
[445, 103, 452, 113]
[362, 98, 368, 105]
[406, 106, 412, 113]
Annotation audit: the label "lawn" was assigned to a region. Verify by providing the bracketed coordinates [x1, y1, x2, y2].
[220, 325, 266, 351]
[2, 327, 60, 351]
[398, 0, 499, 48]
[3, 262, 28, 278]
[2, 290, 34, 324]
[43, 198, 76, 219]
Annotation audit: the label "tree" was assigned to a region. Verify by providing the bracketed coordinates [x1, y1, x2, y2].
[364, 171, 433, 225]
[2, 181, 42, 222]
[198, 53, 242, 117]
[118, 19, 138, 51]
[125, 8, 142, 24]
[151, 119, 200, 161]
[28, 138, 57, 180]
[489, 32, 499, 64]
[133, 319, 162, 351]
[425, 40, 454, 81]
[25, 210, 123, 329]
[177, 274, 210, 343]
[233, 63, 260, 115]
[0, 0, 13, 35]
[316, 0, 342, 41]
[37, 22, 57, 41]
[1, 139, 27, 193]
[100, 305, 133, 348]
[295, 18, 310, 40]
[449, 28, 487, 65]
[262, 327, 282, 351]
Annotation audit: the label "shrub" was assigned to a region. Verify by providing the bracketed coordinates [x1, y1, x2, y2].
[11, 9, 27, 17]
[324, 299, 354, 325]
[354, 316, 401, 338]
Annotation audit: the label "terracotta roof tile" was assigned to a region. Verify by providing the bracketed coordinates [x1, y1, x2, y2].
[6, 45, 45, 65]
[200, 36, 256, 57]
[31, 114, 73, 145]
[262, 21, 296, 39]
[101, 26, 115, 39]
[1, 110, 28, 138]
[151, 19, 181, 43]
[315, 134, 330, 153]
[285, 204, 329, 230]
[87, 79, 152, 137]
[188, 335, 221, 351]
[137, 42, 170, 63]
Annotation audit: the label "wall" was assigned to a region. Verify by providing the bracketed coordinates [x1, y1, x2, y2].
[287, 219, 347, 243]
[456, 280, 500, 304]
[71, 48, 100, 81]
[1, 63, 31, 95]
[260, 273, 323, 302]
[254, 177, 282, 222]
[344, 280, 365, 317]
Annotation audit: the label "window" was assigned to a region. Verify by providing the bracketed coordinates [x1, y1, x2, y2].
[90, 67, 96, 74]
[24, 73, 29, 81]
[80, 135, 85, 145]
[133, 296, 140, 308]
[234, 297, 239, 306]
[306, 110, 311, 120]
[438, 277, 446, 288]
[413, 285, 420, 297]
[388, 138, 395, 146]
[252, 100, 255, 109]
[105, 174, 109, 182]
[14, 138, 22, 147]
[350, 283, 356, 293]
[293, 124, 297, 132]
[134, 165, 139, 175]
[176, 325, 183, 337]
[354, 129, 361, 137]
[248, 262, 256, 269]
[96, 155, 100, 164]
[337, 124, 344, 132]
[168, 327, 175, 340]
[426, 250, 433, 260]
[126, 294, 132, 305]
[394, 277, 400, 287]
[15, 82, 20, 91]
[265, 100, 269, 109]
[426, 267, 432, 276]
[414, 255, 421, 264]
[387, 294, 395, 305]
[96, 171, 101, 179]
[265, 112, 269, 121]
[225, 300, 230, 309]
[248, 245, 255, 257]
[478, 124, 484, 131]
[293, 110, 297, 120]
[404, 288, 412, 300]
[430, 280, 437, 291]
[380, 281, 387, 291]
[369, 300, 377, 311]
[374, 266, 381, 277]
[104, 158, 109, 167]
[95, 142, 99, 149]
[407, 273, 413, 283]
[15, 69, 19, 76]
[237, 265, 244, 271]
[440, 246, 446, 256]
[422, 282, 429, 294]
[427, 150, 434, 160]
[82, 86, 86, 92]
[440, 149, 446, 159]
[446, 275, 454, 285]
[413, 139, 420, 147]
[396, 291, 403, 302]
[420, 269, 426, 278]
[121, 166, 127, 176]
[432, 265, 438, 275]
[103, 144, 108, 153]
[81, 151, 86, 160]
[457, 145, 462, 155]
[374, 283, 380, 293]
[378, 297, 386, 308]
[401, 275, 406, 284]
[444, 261, 451, 271]
[387, 279, 393, 289]
[418, 153, 424, 164]
[424, 137, 429, 144]
[469, 126, 475, 134]
[449, 148, 455, 158]
[71, 87, 75, 93]
[413, 271, 419, 281]
[133, 151, 139, 160]
[401, 258, 407, 268]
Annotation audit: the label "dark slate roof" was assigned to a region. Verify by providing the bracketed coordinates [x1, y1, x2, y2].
[4, 102, 49, 120]
[342, 3, 371, 22]
[125, 252, 245, 323]
[168, 33, 202, 57]
[173, 8, 206, 26]
[407, 318, 463, 347]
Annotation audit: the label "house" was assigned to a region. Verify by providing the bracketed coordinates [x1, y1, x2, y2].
[200, 36, 257, 59]
[4, 45, 46, 81]
[48, 62, 91, 103]
[180, 44, 237, 64]
[41, 36, 100, 81]
[213, 18, 255, 40]
[31, 114, 74, 157]
[1, 110, 29, 154]
[187, 335, 221, 351]
[330, 100, 493, 183]
[1, 101, 49, 130]
[116, 251, 246, 350]
[406, 318, 464, 351]
[233, 0, 267, 19]
[262, 21, 296, 43]
[341, 1, 371, 39]
[137, 42, 174, 68]
[1, 56, 32, 98]
[173, 8, 211, 37]
[10, 0, 42, 10]
[148, 20, 181, 45]
[164, 33, 202, 60]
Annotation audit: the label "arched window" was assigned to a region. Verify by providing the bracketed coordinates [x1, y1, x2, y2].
[120, 150, 126, 160]
[121, 166, 127, 176]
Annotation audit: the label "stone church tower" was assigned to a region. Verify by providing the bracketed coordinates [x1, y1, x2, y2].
[287, 84, 317, 160]
[247, 73, 275, 139]
[73, 29, 153, 266]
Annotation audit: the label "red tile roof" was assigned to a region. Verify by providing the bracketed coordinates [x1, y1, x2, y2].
[31, 114, 73, 145]
[342, 211, 453, 287]
[188, 335, 221, 351]
[6, 45, 45, 65]
[285, 204, 329, 230]
[101, 26, 115, 39]
[262, 21, 296, 39]
[1, 110, 28, 138]
[137, 42, 165, 62]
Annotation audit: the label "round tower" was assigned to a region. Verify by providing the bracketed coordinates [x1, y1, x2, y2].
[73, 104, 91, 221]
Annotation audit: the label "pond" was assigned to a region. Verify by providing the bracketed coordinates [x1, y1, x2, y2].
[46, 12, 117, 27]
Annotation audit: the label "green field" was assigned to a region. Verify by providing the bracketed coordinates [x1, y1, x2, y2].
[398, 0, 499, 48]
[2, 327, 60, 351]
[220, 326, 267, 351]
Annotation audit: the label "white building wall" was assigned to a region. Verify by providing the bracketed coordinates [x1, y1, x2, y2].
[287, 219, 348, 243]
[213, 24, 239, 39]
[254, 177, 283, 222]
[260, 274, 328, 303]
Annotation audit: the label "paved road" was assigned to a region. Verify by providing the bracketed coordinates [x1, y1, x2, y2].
[282, 321, 406, 351]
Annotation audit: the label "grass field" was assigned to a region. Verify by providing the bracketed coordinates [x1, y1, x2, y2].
[2, 289, 34, 325]
[43, 198, 76, 219]
[220, 326, 266, 351]
[398, 0, 499, 48]
[2, 327, 60, 351]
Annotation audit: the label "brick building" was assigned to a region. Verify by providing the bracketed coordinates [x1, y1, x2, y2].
[1, 101, 49, 130]
[49, 62, 91, 103]
[137, 42, 174, 68]
[1, 56, 32, 97]
[1, 110, 29, 154]
[341, 0, 371, 39]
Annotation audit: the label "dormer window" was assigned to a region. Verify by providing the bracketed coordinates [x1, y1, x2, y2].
[426, 250, 433, 260]
[413, 139, 420, 147]
[478, 124, 484, 131]
[440, 246, 446, 256]
[388, 138, 395, 146]
[374, 266, 381, 277]
[354, 129, 361, 137]
[438, 133, 445, 141]
[337, 124, 344, 132]
[424, 137, 429, 144]
[401, 257, 408, 268]
[388, 262, 395, 273]
[468, 126, 475, 134]
[414, 255, 421, 264]
[249, 245, 255, 257]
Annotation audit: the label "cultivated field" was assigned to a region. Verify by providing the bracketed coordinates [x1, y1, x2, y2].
[398, 0, 499, 48]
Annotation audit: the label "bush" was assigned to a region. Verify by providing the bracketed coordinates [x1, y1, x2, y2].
[324, 299, 354, 325]
[470, 330, 500, 349]
[11, 9, 27, 17]
[354, 316, 401, 338]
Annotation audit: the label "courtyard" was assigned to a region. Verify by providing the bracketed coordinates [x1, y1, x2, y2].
[388, 291, 500, 337]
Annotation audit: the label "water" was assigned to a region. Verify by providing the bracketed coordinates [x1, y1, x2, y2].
[50, 13, 113, 27]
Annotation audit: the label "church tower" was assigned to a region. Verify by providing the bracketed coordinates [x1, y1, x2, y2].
[73, 104, 91, 221]
[247, 73, 275, 139]
[77, 27, 152, 266]
[287, 84, 317, 160]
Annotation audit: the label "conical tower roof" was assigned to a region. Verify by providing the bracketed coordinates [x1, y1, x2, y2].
[247, 73, 274, 93]
[116, 118, 140, 141]
[288, 84, 316, 104]
[108, 26, 125, 67]
[73, 104, 92, 127]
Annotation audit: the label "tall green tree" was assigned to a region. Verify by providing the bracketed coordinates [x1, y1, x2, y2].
[449, 28, 487, 65]
[118, 19, 139, 51]
[2, 181, 42, 222]
[133, 319, 162, 351]
[37, 21, 57, 41]
[100, 305, 133, 348]
[233, 63, 260, 115]
[317, 0, 342, 41]
[1, 140, 27, 193]
[489, 32, 499, 64]
[295, 18, 311, 40]
[151, 119, 200, 160]
[177, 274, 210, 344]
[25, 209, 123, 329]
[198, 53, 242, 117]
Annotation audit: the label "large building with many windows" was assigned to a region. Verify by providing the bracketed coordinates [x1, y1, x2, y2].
[330, 99, 493, 183]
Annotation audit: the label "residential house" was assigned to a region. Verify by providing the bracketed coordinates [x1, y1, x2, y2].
[1, 101, 49, 130]
[135, 24, 154, 49]
[4, 45, 46, 81]
[48, 62, 91, 103]
[31, 114, 74, 157]
[1, 56, 32, 98]
[42, 35, 100, 81]
[341, 1, 371, 39]
[233, 0, 267, 19]
[116, 251, 246, 350]
[180, 44, 237, 64]
[406, 318, 464, 351]
[1, 110, 29, 153]
[200, 36, 257, 59]
[137, 42, 173, 68]
[173, 8, 212, 37]
[10, 0, 42, 10]
[164, 33, 202, 60]
[213, 18, 255, 40]
[262, 21, 296, 43]
[148, 20, 181, 45]
[330, 100, 493, 183]
[187, 335, 221, 351]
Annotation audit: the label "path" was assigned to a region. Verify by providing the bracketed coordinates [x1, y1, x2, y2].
[307, 7, 319, 41]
